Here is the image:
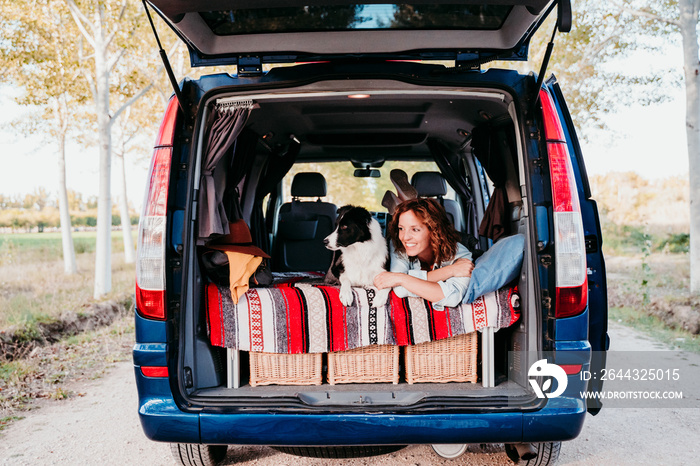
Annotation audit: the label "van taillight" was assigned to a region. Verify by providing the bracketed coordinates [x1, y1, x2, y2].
[135, 97, 179, 320]
[141, 366, 169, 378]
[540, 89, 588, 318]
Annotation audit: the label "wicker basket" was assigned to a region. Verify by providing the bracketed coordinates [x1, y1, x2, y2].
[249, 352, 322, 387]
[328, 345, 400, 385]
[405, 333, 478, 384]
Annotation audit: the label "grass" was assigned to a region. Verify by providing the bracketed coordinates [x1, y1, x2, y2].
[0, 311, 135, 423]
[606, 245, 699, 353]
[0, 228, 137, 425]
[0, 231, 134, 329]
[0, 230, 128, 265]
[609, 306, 700, 353]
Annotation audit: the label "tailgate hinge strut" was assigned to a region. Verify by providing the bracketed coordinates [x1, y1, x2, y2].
[532, 23, 558, 112]
[142, 0, 185, 113]
[531, 0, 572, 113]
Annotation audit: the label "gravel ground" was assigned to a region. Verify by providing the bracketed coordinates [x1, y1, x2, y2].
[1, 321, 698, 466]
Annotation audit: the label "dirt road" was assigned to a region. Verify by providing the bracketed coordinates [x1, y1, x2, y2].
[1, 321, 698, 466]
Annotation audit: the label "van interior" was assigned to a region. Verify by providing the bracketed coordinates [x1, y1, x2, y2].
[176, 79, 541, 410]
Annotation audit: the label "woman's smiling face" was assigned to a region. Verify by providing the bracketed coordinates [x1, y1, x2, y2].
[398, 209, 433, 262]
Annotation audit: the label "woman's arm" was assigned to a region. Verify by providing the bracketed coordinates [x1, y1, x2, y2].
[374, 271, 446, 303]
[426, 242, 475, 282]
[382, 243, 474, 302]
[426, 258, 474, 282]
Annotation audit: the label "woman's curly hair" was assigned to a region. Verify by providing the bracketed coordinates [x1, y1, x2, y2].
[388, 198, 460, 265]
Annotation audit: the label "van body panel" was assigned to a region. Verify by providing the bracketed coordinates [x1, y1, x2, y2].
[133, 343, 168, 367]
[521, 396, 586, 442]
[135, 373, 201, 443]
[134, 312, 168, 343]
[199, 412, 526, 445]
[554, 308, 589, 341]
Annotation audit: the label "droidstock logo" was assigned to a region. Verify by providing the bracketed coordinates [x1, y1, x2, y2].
[528, 359, 568, 398]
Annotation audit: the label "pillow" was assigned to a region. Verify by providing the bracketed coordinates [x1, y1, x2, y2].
[463, 234, 524, 304]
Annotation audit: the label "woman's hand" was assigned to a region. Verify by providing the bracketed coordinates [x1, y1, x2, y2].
[447, 258, 474, 278]
[374, 271, 405, 289]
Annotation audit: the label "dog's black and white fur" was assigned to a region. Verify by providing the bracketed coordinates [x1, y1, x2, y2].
[324, 205, 390, 307]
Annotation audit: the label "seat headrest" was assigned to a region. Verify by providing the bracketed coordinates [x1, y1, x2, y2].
[411, 171, 447, 197]
[291, 172, 327, 198]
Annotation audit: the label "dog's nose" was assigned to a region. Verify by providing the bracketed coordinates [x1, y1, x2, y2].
[323, 238, 329, 246]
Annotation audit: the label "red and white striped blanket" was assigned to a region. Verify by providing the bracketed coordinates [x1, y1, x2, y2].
[206, 273, 519, 354]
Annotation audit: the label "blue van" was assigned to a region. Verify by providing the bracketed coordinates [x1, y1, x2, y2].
[134, 2, 608, 465]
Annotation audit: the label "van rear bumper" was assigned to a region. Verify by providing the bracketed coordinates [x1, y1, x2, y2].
[136, 372, 585, 445]
[198, 398, 585, 445]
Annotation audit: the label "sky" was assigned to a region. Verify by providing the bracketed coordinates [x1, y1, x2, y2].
[580, 90, 688, 179]
[0, 86, 152, 211]
[0, 53, 690, 213]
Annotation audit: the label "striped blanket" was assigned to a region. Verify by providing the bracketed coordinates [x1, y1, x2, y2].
[206, 273, 519, 354]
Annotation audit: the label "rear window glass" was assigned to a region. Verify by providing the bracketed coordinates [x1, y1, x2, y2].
[200, 4, 512, 36]
[282, 161, 455, 212]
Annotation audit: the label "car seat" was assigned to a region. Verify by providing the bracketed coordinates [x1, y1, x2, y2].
[411, 171, 463, 231]
[275, 172, 337, 272]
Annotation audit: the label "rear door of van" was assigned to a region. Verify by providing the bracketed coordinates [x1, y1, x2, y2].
[546, 77, 609, 414]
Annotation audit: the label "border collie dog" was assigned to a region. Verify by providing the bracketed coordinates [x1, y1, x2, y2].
[324, 205, 390, 307]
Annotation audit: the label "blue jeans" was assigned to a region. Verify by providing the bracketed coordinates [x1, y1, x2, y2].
[463, 234, 525, 304]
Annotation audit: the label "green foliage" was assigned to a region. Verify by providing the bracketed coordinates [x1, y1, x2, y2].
[602, 222, 691, 256]
[658, 233, 690, 253]
[0, 191, 139, 231]
[284, 160, 442, 211]
[0, 361, 31, 382]
[10, 320, 44, 343]
[496, 0, 684, 134]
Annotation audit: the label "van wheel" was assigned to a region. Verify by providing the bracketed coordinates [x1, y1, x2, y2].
[505, 442, 561, 465]
[170, 443, 228, 466]
[273, 445, 406, 458]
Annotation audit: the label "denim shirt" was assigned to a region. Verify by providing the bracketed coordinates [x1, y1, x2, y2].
[389, 242, 472, 310]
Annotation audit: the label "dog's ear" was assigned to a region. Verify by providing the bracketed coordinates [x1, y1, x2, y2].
[359, 207, 373, 225]
[335, 205, 353, 223]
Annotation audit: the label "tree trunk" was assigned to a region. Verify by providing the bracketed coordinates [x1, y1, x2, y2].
[57, 117, 77, 275]
[117, 153, 135, 263]
[680, 0, 700, 294]
[93, 28, 112, 298]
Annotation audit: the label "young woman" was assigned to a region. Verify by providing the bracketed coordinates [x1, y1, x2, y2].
[373, 198, 475, 310]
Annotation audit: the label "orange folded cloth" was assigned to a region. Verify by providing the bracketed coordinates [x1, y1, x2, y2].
[224, 251, 262, 304]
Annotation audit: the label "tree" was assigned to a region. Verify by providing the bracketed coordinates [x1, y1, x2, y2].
[625, 0, 700, 294]
[64, 0, 156, 297]
[597, 1, 699, 293]
[112, 103, 154, 263]
[0, 0, 87, 273]
[672, 0, 700, 293]
[109, 36, 185, 264]
[518, 1, 698, 293]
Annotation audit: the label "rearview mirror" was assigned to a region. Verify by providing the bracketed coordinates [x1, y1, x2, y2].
[354, 168, 381, 178]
